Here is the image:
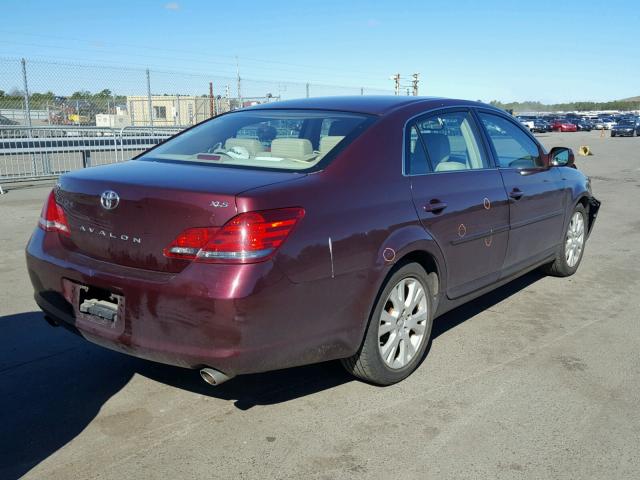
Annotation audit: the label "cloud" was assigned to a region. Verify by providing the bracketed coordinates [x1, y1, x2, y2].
[366, 19, 380, 28]
[164, 2, 180, 10]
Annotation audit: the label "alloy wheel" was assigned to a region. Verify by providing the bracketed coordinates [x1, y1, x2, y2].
[378, 277, 428, 369]
[565, 211, 585, 268]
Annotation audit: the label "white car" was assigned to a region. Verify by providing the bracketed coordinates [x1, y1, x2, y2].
[516, 117, 535, 131]
[601, 119, 616, 130]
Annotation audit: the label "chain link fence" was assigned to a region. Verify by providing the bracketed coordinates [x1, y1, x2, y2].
[0, 57, 392, 184]
[0, 57, 393, 128]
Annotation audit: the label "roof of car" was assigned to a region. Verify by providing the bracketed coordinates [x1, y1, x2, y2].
[244, 96, 484, 116]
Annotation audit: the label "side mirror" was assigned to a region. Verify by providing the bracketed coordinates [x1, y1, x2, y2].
[549, 147, 575, 168]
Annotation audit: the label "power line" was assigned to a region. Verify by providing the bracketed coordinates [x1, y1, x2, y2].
[0, 31, 396, 81]
[0, 39, 390, 88]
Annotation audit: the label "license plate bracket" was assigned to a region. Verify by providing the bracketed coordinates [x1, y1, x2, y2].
[76, 284, 124, 327]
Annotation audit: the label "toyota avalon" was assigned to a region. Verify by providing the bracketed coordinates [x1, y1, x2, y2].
[26, 97, 600, 386]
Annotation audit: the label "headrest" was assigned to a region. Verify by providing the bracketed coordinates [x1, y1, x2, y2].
[435, 161, 467, 172]
[225, 138, 266, 155]
[271, 138, 314, 159]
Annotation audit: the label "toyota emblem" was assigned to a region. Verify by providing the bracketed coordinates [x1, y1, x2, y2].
[100, 190, 120, 210]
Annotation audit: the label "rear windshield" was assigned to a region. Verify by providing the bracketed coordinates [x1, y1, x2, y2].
[140, 109, 373, 171]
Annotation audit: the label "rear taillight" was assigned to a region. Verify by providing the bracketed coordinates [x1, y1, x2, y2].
[38, 190, 70, 236]
[163, 207, 305, 264]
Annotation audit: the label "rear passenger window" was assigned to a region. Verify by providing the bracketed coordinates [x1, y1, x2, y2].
[406, 111, 488, 174]
[478, 113, 542, 168]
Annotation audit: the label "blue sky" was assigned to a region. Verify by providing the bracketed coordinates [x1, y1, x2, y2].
[1, 0, 638, 102]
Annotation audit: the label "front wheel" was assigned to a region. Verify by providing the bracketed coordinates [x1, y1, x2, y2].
[341, 263, 434, 385]
[542, 204, 587, 277]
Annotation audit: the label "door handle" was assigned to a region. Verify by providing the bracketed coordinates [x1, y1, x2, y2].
[509, 188, 523, 200]
[424, 199, 448, 214]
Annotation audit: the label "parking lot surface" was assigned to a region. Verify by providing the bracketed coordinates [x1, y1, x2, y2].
[1, 130, 639, 479]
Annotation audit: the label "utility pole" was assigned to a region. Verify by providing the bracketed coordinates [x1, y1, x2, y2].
[412, 73, 420, 96]
[236, 56, 242, 108]
[392, 73, 401, 96]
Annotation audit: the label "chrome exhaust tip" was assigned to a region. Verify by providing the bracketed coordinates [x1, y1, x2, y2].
[200, 367, 234, 386]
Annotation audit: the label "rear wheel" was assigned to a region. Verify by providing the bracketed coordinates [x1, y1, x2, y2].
[542, 204, 587, 277]
[341, 263, 434, 385]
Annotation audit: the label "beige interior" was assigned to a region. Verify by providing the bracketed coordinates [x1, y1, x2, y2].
[271, 138, 316, 161]
[435, 161, 466, 172]
[224, 138, 266, 156]
[319, 135, 344, 153]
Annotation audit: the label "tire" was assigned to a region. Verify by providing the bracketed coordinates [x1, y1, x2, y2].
[542, 204, 587, 277]
[341, 263, 434, 385]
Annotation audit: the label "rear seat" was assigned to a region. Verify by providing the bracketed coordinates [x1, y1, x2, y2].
[225, 138, 266, 156]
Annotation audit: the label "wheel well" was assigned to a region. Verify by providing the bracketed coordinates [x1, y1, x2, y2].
[578, 196, 589, 210]
[397, 250, 440, 298]
[577, 196, 594, 231]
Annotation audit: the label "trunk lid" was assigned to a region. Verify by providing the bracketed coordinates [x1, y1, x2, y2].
[57, 159, 304, 272]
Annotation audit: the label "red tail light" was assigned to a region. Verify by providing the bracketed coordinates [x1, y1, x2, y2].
[38, 190, 70, 236]
[163, 207, 305, 264]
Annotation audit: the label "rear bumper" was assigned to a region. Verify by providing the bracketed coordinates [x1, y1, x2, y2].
[26, 229, 362, 375]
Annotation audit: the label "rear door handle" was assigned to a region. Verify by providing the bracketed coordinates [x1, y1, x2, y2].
[424, 200, 448, 214]
[509, 188, 523, 200]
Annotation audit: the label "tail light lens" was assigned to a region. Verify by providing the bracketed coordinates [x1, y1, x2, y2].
[38, 190, 70, 236]
[163, 207, 305, 264]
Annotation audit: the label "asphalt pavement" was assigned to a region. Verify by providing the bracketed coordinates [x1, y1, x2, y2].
[1, 130, 639, 479]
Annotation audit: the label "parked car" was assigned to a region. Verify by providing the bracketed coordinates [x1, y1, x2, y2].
[552, 120, 578, 132]
[0, 114, 19, 126]
[26, 97, 600, 386]
[573, 118, 593, 131]
[600, 117, 616, 130]
[592, 119, 606, 130]
[516, 117, 535, 131]
[531, 119, 552, 133]
[611, 118, 639, 137]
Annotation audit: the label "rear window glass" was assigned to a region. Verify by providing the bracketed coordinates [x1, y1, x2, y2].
[140, 109, 372, 171]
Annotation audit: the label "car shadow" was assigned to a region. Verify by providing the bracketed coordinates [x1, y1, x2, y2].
[0, 311, 352, 479]
[0, 270, 544, 478]
[431, 270, 545, 339]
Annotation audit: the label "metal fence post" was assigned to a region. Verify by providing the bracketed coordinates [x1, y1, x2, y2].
[21, 58, 32, 128]
[176, 94, 181, 126]
[146, 68, 154, 130]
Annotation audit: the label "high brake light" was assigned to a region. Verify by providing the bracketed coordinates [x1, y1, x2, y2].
[163, 207, 305, 264]
[38, 190, 70, 236]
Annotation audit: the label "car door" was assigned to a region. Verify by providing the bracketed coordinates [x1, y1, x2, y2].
[407, 109, 510, 299]
[476, 111, 566, 276]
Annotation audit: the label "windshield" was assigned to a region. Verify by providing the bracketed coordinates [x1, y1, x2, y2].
[140, 109, 373, 171]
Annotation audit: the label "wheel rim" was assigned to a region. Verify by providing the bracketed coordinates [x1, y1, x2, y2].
[378, 277, 428, 369]
[565, 211, 585, 267]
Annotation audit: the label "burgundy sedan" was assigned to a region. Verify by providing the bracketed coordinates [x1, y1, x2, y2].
[26, 97, 600, 386]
